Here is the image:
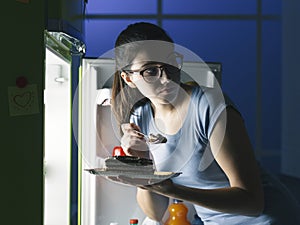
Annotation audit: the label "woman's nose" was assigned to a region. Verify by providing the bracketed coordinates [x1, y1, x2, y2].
[160, 69, 170, 83]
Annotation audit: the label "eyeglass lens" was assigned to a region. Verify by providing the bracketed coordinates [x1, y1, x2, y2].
[142, 64, 181, 82]
[123, 52, 183, 83]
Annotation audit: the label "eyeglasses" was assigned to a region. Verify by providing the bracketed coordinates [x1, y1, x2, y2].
[122, 52, 183, 83]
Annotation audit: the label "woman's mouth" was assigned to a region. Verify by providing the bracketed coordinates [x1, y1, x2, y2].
[158, 84, 180, 96]
[158, 87, 174, 94]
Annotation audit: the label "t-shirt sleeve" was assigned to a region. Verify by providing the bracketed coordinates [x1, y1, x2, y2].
[194, 87, 237, 140]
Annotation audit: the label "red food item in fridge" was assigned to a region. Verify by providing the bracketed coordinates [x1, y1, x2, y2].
[112, 146, 126, 156]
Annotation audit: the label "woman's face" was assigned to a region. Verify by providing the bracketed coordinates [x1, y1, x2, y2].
[123, 48, 182, 105]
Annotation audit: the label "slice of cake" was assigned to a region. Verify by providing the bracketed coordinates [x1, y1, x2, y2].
[103, 156, 155, 174]
[85, 156, 182, 180]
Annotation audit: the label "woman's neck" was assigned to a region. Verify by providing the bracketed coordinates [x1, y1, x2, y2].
[150, 84, 193, 135]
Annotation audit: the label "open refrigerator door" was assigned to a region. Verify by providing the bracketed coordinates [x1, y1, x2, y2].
[44, 31, 85, 225]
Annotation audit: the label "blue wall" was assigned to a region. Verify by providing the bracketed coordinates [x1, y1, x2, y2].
[281, 0, 300, 178]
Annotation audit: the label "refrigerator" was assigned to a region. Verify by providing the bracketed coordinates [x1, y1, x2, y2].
[43, 30, 222, 225]
[43, 30, 148, 225]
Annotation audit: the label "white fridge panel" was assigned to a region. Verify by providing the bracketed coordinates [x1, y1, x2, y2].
[81, 58, 146, 225]
[44, 48, 71, 225]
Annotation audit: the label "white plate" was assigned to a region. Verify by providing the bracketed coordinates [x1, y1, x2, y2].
[85, 168, 181, 180]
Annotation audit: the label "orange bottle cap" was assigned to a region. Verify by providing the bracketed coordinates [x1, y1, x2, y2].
[130, 219, 138, 224]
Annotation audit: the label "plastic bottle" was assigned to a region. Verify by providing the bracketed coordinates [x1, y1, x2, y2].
[164, 199, 191, 225]
[130, 218, 138, 225]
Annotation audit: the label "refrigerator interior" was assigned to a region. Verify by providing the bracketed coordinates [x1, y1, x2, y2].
[80, 58, 146, 225]
[80, 58, 222, 224]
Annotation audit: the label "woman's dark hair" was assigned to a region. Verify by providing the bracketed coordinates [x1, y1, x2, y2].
[111, 22, 174, 133]
[115, 22, 173, 49]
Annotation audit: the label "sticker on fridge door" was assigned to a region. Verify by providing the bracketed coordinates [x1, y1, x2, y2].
[8, 84, 39, 116]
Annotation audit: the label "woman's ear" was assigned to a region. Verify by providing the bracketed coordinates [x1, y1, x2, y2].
[120, 71, 136, 88]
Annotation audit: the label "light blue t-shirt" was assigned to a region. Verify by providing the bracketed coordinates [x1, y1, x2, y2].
[130, 86, 300, 225]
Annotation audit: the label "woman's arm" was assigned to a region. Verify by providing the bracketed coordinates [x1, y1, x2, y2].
[118, 123, 169, 221]
[208, 106, 264, 215]
[139, 107, 264, 216]
[136, 188, 169, 222]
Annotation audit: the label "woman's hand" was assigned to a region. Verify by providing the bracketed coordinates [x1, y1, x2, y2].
[113, 175, 174, 191]
[121, 123, 150, 158]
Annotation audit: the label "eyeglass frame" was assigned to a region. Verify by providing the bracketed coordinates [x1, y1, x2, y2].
[120, 52, 184, 83]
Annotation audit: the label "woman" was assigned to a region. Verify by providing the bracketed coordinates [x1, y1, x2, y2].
[111, 22, 300, 224]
